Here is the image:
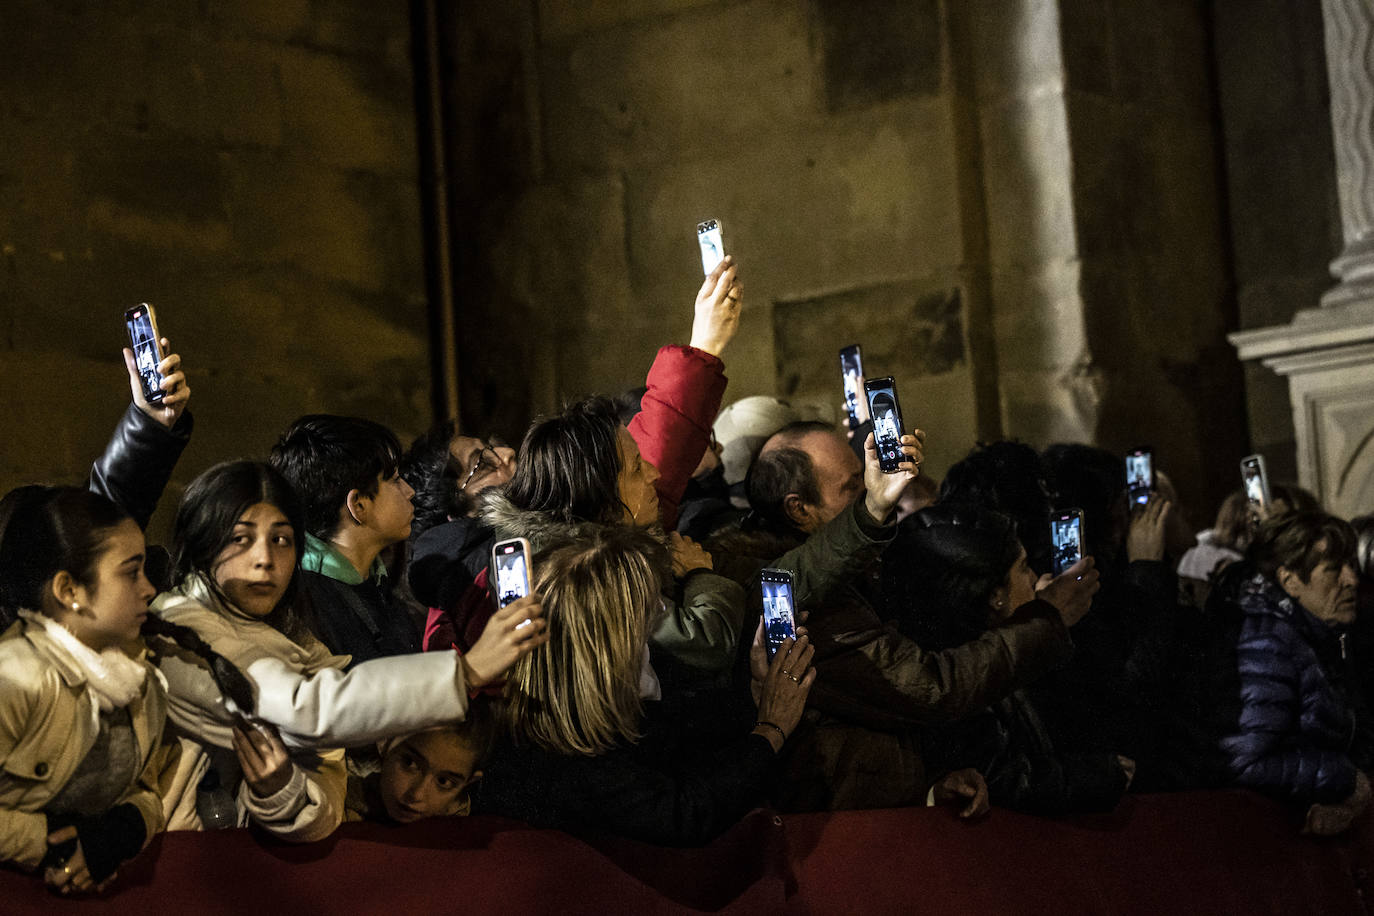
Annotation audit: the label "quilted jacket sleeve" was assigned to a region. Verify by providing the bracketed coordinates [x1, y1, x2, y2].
[1220, 616, 1358, 804]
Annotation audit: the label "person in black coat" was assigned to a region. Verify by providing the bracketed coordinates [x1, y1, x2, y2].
[884, 505, 1132, 814]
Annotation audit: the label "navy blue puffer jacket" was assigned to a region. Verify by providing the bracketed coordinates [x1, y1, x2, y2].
[1216, 573, 1358, 805]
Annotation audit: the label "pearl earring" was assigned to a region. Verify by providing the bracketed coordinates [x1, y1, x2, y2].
[71, 602, 79, 611]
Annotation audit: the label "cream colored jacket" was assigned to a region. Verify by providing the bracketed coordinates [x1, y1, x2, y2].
[150, 577, 472, 842]
[0, 617, 176, 870]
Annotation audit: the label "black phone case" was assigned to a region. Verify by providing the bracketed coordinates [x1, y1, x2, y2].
[864, 379, 905, 472]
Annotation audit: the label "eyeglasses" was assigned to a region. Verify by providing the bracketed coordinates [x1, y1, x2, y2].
[460, 443, 502, 492]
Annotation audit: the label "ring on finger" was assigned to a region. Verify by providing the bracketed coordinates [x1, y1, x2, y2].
[786, 673, 800, 683]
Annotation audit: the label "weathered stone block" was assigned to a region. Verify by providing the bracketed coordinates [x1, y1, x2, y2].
[539, 0, 812, 173]
[277, 47, 416, 174]
[774, 280, 965, 395]
[221, 151, 405, 291]
[989, 260, 1085, 373]
[814, 0, 942, 111]
[479, 174, 632, 331]
[979, 92, 1077, 267]
[623, 98, 962, 312]
[78, 142, 232, 251]
[538, 0, 719, 41]
[969, 0, 1065, 102]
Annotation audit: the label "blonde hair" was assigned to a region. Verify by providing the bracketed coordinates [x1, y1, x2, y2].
[503, 527, 665, 756]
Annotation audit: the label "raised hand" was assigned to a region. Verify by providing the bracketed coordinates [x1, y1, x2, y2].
[463, 594, 549, 688]
[1126, 494, 1173, 563]
[1034, 556, 1101, 628]
[234, 720, 293, 799]
[862, 430, 925, 522]
[752, 631, 817, 752]
[689, 255, 741, 357]
[124, 336, 190, 429]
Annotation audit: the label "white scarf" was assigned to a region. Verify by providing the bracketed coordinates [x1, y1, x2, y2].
[20, 610, 147, 712]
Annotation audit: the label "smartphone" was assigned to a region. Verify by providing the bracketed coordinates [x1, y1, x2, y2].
[839, 344, 864, 430]
[492, 537, 532, 609]
[864, 377, 906, 472]
[1050, 509, 1085, 576]
[760, 568, 797, 660]
[1125, 447, 1154, 507]
[1240, 454, 1270, 514]
[696, 218, 725, 275]
[123, 303, 166, 403]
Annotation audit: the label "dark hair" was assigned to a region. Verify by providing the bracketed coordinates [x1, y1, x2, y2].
[940, 440, 1053, 571]
[1269, 483, 1320, 515]
[744, 421, 832, 530]
[172, 461, 316, 643]
[883, 505, 1022, 650]
[613, 386, 648, 426]
[448, 697, 498, 765]
[0, 486, 131, 621]
[269, 415, 403, 539]
[1039, 443, 1123, 561]
[1249, 511, 1357, 584]
[400, 419, 468, 537]
[504, 397, 626, 526]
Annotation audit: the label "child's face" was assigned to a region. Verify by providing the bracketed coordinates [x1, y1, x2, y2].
[379, 731, 479, 824]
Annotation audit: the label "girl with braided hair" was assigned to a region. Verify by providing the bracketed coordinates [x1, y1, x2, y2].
[0, 486, 250, 895]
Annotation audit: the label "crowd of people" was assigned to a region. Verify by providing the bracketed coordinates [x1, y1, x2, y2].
[1, 254, 1371, 895]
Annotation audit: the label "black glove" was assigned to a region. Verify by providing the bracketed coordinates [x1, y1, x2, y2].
[43, 804, 146, 884]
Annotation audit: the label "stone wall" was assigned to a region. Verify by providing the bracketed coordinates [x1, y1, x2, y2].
[449, 0, 1248, 514]
[0, 0, 429, 539]
[1060, 0, 1245, 512]
[1212, 0, 1340, 489]
[450, 0, 987, 479]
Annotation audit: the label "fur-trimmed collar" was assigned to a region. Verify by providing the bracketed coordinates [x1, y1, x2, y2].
[478, 491, 675, 589]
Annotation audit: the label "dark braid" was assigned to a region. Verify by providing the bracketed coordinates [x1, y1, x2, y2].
[141, 613, 257, 715]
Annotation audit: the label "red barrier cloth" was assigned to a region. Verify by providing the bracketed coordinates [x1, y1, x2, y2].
[2, 792, 1370, 914]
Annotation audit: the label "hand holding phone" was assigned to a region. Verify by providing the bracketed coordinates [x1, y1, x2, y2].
[1240, 454, 1270, 519]
[493, 538, 533, 609]
[696, 219, 725, 275]
[1050, 509, 1085, 576]
[1125, 447, 1154, 507]
[122, 304, 190, 430]
[864, 377, 908, 473]
[760, 568, 797, 660]
[690, 251, 741, 358]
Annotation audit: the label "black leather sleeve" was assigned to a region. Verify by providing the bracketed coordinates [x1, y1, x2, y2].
[87, 404, 194, 529]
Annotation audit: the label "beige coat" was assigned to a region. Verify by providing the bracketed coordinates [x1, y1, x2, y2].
[0, 617, 177, 870]
[151, 577, 473, 842]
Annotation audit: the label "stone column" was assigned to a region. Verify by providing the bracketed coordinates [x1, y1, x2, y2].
[1230, 0, 1374, 517]
[1322, 0, 1374, 306]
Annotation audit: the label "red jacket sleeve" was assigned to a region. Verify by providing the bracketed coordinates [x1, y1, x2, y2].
[627, 345, 727, 529]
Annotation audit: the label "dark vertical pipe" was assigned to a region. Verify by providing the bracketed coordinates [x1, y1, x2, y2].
[411, 0, 460, 423]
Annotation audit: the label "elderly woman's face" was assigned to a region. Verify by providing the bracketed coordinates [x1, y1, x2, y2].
[1279, 540, 1359, 627]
